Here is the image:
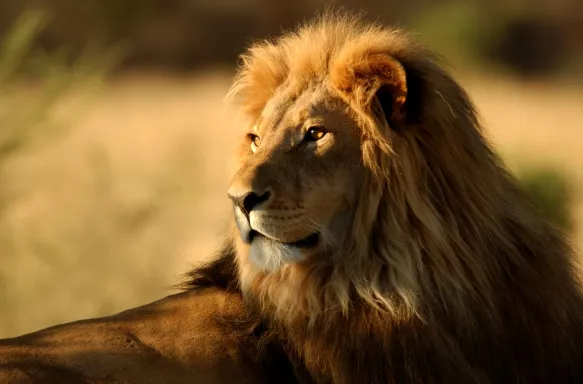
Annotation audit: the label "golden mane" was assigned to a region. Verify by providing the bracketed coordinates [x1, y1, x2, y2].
[227, 13, 556, 321]
[193, 13, 583, 383]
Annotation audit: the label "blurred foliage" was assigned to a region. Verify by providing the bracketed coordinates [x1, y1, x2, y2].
[411, 0, 583, 78]
[0, 9, 120, 163]
[0, 0, 581, 77]
[0, 8, 110, 333]
[518, 166, 573, 231]
[410, 1, 489, 67]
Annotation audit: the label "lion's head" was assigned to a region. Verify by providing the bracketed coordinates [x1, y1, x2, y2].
[223, 14, 580, 336]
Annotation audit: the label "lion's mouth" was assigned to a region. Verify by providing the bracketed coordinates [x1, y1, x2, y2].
[249, 230, 320, 249]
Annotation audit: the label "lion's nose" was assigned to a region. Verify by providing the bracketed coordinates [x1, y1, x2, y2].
[227, 190, 271, 217]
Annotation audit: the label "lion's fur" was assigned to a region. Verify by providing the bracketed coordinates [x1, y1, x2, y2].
[0, 286, 298, 383]
[189, 13, 583, 383]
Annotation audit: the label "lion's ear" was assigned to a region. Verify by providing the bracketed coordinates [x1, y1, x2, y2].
[332, 54, 408, 125]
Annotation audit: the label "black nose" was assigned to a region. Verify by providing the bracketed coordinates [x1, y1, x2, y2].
[228, 190, 271, 216]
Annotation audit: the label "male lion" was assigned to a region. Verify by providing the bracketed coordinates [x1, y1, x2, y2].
[2, 13, 583, 384]
[188, 13, 583, 383]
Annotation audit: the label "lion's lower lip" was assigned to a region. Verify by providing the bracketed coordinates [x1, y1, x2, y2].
[285, 232, 320, 248]
[250, 230, 319, 249]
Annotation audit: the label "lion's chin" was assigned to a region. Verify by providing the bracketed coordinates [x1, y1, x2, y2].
[247, 232, 318, 272]
[249, 230, 320, 248]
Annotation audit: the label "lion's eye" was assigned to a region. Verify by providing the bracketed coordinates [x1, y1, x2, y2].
[305, 127, 327, 142]
[249, 134, 261, 153]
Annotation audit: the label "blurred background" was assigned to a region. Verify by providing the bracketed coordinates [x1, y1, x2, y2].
[0, 0, 582, 338]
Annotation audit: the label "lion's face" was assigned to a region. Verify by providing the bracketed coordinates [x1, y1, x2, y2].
[227, 85, 363, 271]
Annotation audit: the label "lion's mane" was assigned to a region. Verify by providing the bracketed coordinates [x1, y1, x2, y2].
[187, 14, 583, 384]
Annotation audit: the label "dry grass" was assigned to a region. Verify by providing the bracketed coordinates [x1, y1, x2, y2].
[0, 70, 581, 338]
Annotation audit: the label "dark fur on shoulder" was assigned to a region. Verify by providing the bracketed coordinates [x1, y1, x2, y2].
[180, 239, 240, 292]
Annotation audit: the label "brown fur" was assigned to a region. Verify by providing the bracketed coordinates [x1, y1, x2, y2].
[190, 13, 583, 384]
[0, 280, 297, 383]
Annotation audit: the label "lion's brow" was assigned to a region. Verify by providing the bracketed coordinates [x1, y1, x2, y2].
[260, 101, 299, 137]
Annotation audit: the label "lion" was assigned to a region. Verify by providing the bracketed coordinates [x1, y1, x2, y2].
[185, 13, 583, 383]
[2, 12, 583, 384]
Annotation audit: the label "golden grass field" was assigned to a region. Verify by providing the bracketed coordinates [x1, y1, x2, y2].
[1, 70, 582, 338]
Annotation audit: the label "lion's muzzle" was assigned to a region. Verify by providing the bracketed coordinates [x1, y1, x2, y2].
[228, 187, 272, 244]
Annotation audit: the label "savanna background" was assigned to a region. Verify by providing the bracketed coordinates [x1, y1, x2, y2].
[1, 0, 582, 338]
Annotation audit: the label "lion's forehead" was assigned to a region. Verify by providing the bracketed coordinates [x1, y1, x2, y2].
[258, 84, 333, 134]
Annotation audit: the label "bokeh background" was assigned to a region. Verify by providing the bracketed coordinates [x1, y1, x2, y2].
[1, 0, 582, 338]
